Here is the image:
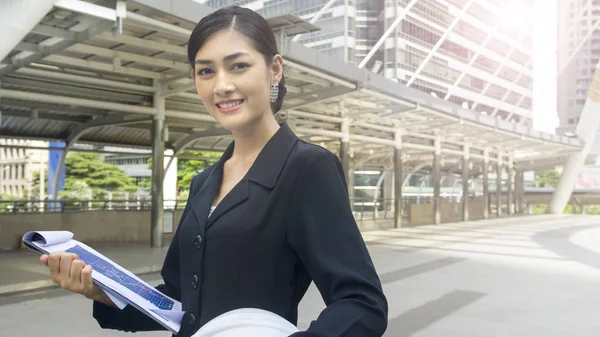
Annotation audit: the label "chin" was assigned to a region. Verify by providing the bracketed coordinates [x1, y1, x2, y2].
[217, 112, 265, 133]
[215, 115, 252, 133]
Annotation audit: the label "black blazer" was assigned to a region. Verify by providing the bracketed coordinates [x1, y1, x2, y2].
[93, 123, 388, 337]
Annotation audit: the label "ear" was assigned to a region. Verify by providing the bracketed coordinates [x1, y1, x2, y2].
[191, 68, 196, 80]
[270, 54, 283, 83]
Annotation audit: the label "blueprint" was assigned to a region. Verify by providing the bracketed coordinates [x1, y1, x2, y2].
[22, 231, 183, 333]
[66, 245, 174, 310]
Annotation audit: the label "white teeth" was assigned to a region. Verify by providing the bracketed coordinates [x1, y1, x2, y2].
[219, 100, 243, 109]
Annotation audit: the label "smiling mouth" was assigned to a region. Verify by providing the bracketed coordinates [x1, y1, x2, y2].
[216, 99, 244, 109]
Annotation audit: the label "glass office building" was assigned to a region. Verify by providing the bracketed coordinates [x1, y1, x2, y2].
[199, 0, 535, 124]
[556, 0, 600, 134]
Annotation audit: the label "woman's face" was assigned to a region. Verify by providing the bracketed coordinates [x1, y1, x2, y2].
[193, 29, 282, 133]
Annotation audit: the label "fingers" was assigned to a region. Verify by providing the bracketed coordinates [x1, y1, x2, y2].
[40, 254, 49, 266]
[46, 252, 82, 292]
[81, 265, 94, 294]
[59, 253, 76, 283]
[48, 252, 61, 284]
[70, 259, 85, 288]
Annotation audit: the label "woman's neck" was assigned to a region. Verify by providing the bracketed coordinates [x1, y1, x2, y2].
[229, 115, 280, 166]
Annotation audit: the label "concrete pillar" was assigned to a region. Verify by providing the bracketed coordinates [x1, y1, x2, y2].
[151, 80, 166, 248]
[462, 144, 469, 222]
[548, 61, 600, 214]
[483, 149, 489, 219]
[340, 116, 350, 185]
[433, 136, 441, 225]
[515, 169, 524, 213]
[347, 165, 355, 203]
[340, 141, 350, 179]
[163, 148, 178, 209]
[508, 158, 514, 215]
[496, 153, 502, 217]
[383, 170, 394, 200]
[394, 130, 403, 227]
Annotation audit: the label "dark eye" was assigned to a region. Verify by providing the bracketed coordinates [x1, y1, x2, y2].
[197, 68, 213, 76]
[231, 63, 250, 71]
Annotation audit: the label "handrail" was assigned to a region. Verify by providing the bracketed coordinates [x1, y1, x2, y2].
[0, 199, 189, 213]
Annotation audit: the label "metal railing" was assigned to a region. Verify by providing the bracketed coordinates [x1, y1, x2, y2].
[0, 199, 189, 213]
[2, 197, 428, 224]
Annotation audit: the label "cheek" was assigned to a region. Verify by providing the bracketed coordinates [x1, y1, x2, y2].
[195, 82, 212, 100]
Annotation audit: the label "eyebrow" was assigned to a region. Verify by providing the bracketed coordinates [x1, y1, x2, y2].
[195, 52, 250, 65]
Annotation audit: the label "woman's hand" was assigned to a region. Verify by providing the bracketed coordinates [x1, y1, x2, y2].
[40, 252, 116, 308]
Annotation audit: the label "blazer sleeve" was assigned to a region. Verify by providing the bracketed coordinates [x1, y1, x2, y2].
[286, 151, 388, 337]
[92, 177, 199, 332]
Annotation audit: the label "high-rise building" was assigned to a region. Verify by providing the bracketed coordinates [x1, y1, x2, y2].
[198, 0, 535, 124]
[0, 139, 48, 199]
[556, 0, 600, 134]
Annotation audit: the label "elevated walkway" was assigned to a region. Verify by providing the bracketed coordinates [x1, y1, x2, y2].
[0, 0, 589, 245]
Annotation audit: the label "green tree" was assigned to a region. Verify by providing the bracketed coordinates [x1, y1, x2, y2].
[177, 151, 220, 195]
[0, 193, 17, 200]
[534, 169, 560, 188]
[64, 153, 138, 198]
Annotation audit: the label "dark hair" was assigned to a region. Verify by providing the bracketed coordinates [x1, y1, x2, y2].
[187, 6, 287, 114]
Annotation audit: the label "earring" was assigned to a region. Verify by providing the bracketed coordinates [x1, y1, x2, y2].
[270, 82, 279, 103]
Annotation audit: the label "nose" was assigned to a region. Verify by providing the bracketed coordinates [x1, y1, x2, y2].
[214, 72, 234, 97]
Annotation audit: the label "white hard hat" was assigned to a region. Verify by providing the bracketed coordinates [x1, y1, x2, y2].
[192, 308, 300, 337]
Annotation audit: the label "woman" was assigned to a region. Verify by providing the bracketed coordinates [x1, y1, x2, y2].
[40, 6, 388, 337]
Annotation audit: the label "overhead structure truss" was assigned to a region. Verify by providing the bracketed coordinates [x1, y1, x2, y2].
[0, 0, 586, 175]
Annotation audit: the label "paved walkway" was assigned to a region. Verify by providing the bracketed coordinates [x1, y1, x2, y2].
[2, 214, 600, 336]
[0, 243, 169, 296]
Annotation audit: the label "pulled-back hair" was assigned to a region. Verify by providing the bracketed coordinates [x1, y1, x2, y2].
[187, 6, 287, 114]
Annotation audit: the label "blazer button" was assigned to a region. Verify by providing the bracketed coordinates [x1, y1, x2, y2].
[188, 313, 197, 327]
[192, 274, 199, 289]
[193, 235, 202, 248]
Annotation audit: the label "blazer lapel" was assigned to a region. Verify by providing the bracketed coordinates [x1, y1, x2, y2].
[192, 122, 299, 232]
[190, 141, 233, 233]
[205, 178, 249, 230]
[190, 167, 222, 234]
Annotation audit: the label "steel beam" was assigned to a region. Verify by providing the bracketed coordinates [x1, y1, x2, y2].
[515, 169, 524, 213]
[0, 0, 56, 62]
[151, 80, 165, 248]
[496, 152, 502, 217]
[164, 127, 230, 175]
[433, 136, 441, 224]
[482, 148, 489, 219]
[394, 130, 403, 228]
[507, 157, 514, 215]
[14, 68, 154, 92]
[55, 0, 119, 21]
[340, 112, 350, 180]
[462, 144, 469, 221]
[65, 44, 190, 71]
[548, 62, 600, 213]
[51, 113, 151, 200]
[93, 31, 187, 56]
[0, 20, 115, 77]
